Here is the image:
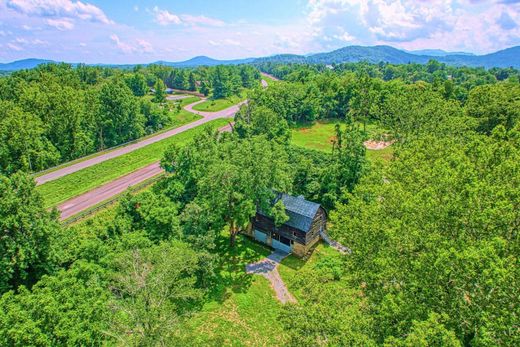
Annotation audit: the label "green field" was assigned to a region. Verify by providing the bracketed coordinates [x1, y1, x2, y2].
[38, 118, 229, 208]
[291, 119, 394, 163]
[192, 93, 245, 112]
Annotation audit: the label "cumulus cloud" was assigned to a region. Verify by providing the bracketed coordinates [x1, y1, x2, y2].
[153, 6, 225, 27]
[7, 42, 23, 51]
[110, 34, 154, 54]
[46, 18, 74, 30]
[306, 0, 520, 52]
[153, 6, 181, 25]
[6, 0, 113, 24]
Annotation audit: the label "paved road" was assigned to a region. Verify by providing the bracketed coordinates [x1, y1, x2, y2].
[36, 99, 242, 186]
[261, 72, 280, 81]
[56, 85, 266, 220]
[59, 162, 163, 220]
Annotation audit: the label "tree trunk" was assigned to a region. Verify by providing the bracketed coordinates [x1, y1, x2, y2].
[229, 221, 237, 247]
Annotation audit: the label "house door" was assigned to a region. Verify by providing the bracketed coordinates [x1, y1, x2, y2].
[272, 234, 292, 253]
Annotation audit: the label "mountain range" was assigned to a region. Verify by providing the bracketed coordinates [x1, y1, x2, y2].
[1, 45, 519, 71]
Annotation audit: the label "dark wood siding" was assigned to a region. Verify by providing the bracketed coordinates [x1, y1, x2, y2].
[252, 214, 307, 244]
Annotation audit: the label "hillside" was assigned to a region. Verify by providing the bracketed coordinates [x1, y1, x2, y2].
[0, 58, 54, 71]
[1, 45, 519, 71]
[257, 45, 520, 68]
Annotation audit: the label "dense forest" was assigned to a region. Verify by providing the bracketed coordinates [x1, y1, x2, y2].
[0, 60, 519, 346]
[0, 63, 259, 174]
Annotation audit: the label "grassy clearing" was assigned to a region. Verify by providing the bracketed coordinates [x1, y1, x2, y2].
[291, 119, 394, 163]
[192, 93, 245, 112]
[38, 118, 229, 208]
[179, 233, 287, 346]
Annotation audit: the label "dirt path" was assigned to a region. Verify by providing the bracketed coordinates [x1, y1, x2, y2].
[246, 250, 296, 304]
[320, 231, 351, 254]
[363, 139, 394, 150]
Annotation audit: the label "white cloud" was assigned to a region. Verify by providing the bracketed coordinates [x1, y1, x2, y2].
[137, 38, 154, 53]
[46, 18, 74, 30]
[110, 35, 154, 54]
[153, 6, 225, 27]
[305, 0, 520, 53]
[180, 14, 225, 27]
[208, 38, 241, 46]
[6, 0, 113, 24]
[7, 42, 23, 51]
[153, 6, 181, 25]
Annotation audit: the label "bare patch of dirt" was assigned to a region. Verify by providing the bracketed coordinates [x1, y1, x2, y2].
[364, 140, 394, 150]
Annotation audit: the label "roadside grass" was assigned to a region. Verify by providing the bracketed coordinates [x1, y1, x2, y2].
[291, 119, 394, 163]
[178, 233, 287, 346]
[37, 118, 229, 208]
[192, 93, 246, 112]
[260, 74, 278, 86]
[34, 102, 202, 178]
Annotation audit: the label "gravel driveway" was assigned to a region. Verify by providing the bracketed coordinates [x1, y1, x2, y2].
[246, 250, 296, 304]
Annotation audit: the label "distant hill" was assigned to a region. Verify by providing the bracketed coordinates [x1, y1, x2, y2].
[407, 49, 474, 57]
[256, 45, 520, 68]
[0, 58, 54, 71]
[1, 45, 518, 72]
[155, 55, 255, 67]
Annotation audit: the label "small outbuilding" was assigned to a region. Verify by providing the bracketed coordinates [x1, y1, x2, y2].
[245, 193, 327, 257]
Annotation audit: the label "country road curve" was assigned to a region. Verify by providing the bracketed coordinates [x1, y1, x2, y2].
[35, 98, 243, 186]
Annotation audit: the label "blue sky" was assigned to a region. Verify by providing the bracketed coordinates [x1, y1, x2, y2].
[0, 0, 519, 63]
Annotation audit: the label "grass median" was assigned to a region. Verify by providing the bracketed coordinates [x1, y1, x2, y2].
[192, 93, 245, 112]
[34, 99, 202, 178]
[38, 118, 230, 208]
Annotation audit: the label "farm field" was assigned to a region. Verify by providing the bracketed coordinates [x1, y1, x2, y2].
[37, 118, 229, 208]
[291, 119, 394, 163]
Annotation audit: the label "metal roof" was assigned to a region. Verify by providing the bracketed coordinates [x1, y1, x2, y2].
[259, 193, 321, 233]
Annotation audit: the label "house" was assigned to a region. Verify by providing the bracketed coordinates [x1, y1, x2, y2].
[244, 193, 327, 257]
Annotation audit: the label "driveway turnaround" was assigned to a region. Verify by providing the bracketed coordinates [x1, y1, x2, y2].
[246, 250, 296, 304]
[35, 99, 241, 186]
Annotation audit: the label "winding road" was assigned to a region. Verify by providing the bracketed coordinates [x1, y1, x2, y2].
[36, 98, 242, 186]
[53, 87, 264, 221]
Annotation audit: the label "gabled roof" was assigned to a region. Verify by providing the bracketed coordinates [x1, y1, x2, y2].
[259, 193, 322, 233]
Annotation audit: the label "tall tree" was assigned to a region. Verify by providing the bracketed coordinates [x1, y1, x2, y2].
[96, 79, 144, 149]
[153, 78, 166, 103]
[0, 172, 60, 292]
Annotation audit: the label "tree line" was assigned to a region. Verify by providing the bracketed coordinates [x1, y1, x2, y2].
[0, 63, 261, 174]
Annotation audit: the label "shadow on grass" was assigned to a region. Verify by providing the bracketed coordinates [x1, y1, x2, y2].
[207, 233, 272, 304]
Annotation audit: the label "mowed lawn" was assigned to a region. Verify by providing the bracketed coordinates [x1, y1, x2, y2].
[178, 233, 287, 346]
[291, 120, 394, 163]
[192, 93, 246, 112]
[38, 118, 229, 208]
